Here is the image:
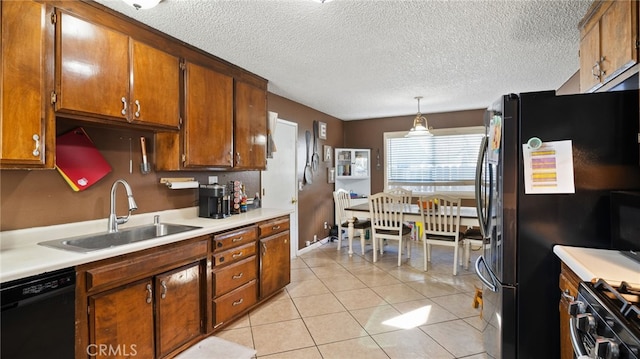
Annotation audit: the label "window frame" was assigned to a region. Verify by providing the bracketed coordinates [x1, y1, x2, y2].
[383, 126, 484, 198]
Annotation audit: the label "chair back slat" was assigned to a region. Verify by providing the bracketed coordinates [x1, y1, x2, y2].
[418, 195, 461, 236]
[333, 189, 351, 222]
[384, 188, 412, 204]
[369, 193, 405, 234]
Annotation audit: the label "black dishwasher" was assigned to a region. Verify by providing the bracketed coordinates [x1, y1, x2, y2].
[1, 267, 76, 359]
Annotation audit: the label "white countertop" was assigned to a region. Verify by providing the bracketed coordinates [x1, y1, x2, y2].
[553, 245, 640, 287]
[0, 207, 291, 283]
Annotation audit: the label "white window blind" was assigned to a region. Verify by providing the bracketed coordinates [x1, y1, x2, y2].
[384, 127, 484, 195]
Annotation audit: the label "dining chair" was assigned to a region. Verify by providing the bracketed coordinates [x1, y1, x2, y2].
[333, 189, 371, 256]
[418, 194, 464, 274]
[368, 192, 412, 266]
[384, 187, 413, 204]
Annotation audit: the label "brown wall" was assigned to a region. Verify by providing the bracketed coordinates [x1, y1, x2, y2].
[344, 109, 485, 194]
[0, 118, 260, 231]
[266, 94, 345, 250]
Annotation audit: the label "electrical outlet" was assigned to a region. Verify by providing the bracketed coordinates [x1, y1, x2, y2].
[208, 176, 218, 184]
[323, 221, 328, 229]
[313, 234, 318, 242]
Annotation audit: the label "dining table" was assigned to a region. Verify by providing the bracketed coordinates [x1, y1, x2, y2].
[343, 202, 481, 256]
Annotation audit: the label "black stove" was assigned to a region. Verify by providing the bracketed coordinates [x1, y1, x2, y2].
[570, 279, 640, 359]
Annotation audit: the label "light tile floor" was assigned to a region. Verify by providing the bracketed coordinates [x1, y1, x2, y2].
[216, 238, 489, 359]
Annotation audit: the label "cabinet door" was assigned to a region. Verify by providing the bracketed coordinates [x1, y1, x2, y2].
[89, 280, 155, 359]
[57, 11, 129, 120]
[600, 0, 637, 83]
[1, 1, 54, 168]
[259, 231, 290, 299]
[234, 81, 267, 169]
[130, 40, 180, 129]
[579, 21, 601, 92]
[155, 262, 202, 358]
[184, 61, 233, 167]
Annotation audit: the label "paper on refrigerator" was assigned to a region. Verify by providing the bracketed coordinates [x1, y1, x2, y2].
[522, 140, 575, 194]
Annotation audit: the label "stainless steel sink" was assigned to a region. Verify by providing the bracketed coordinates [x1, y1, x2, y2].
[39, 223, 202, 253]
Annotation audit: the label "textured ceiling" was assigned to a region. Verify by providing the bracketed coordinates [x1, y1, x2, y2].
[95, 0, 594, 120]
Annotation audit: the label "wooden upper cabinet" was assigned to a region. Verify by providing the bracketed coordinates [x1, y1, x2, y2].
[57, 11, 129, 120]
[56, 11, 180, 129]
[234, 81, 267, 170]
[130, 40, 180, 129]
[183, 61, 233, 168]
[1, 1, 55, 169]
[579, 0, 638, 92]
[579, 20, 601, 93]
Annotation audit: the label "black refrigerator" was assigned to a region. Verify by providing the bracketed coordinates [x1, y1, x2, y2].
[474, 89, 640, 359]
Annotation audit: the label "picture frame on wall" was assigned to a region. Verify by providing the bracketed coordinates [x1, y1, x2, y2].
[318, 122, 327, 140]
[323, 145, 332, 162]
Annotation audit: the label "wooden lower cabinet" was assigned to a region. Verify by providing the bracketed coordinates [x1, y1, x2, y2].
[259, 231, 290, 299]
[89, 280, 155, 358]
[559, 262, 581, 359]
[258, 216, 291, 299]
[155, 264, 202, 358]
[78, 218, 292, 357]
[78, 238, 207, 359]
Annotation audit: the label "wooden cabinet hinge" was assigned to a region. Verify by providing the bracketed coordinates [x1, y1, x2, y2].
[636, 39, 639, 49]
[50, 12, 57, 24]
[181, 153, 186, 163]
[50, 92, 57, 105]
[179, 61, 186, 71]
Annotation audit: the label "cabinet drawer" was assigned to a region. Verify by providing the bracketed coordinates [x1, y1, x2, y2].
[213, 279, 257, 329]
[212, 242, 256, 267]
[258, 217, 289, 238]
[85, 240, 208, 292]
[213, 255, 256, 297]
[213, 226, 257, 252]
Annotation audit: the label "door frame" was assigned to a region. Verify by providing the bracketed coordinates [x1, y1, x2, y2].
[260, 118, 299, 258]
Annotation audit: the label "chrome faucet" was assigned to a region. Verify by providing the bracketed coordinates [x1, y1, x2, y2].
[108, 179, 138, 233]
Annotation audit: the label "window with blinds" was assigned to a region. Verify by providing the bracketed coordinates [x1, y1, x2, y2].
[384, 127, 484, 195]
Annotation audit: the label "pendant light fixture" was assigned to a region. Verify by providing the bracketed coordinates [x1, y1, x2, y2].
[405, 96, 433, 137]
[122, 0, 161, 10]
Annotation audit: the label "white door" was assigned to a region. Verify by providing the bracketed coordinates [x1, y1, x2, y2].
[261, 119, 299, 257]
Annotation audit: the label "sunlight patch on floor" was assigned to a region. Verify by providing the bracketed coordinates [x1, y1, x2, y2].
[382, 305, 432, 329]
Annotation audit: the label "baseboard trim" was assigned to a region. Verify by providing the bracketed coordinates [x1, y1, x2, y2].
[296, 236, 330, 256]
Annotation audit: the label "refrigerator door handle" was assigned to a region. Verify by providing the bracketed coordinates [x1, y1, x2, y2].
[474, 136, 490, 238]
[475, 255, 498, 292]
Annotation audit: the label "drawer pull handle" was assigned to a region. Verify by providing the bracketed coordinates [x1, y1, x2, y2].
[561, 289, 575, 302]
[121, 97, 127, 116]
[146, 283, 152, 304]
[262, 242, 267, 254]
[32, 134, 40, 156]
[232, 252, 243, 258]
[232, 237, 243, 242]
[232, 298, 244, 306]
[272, 225, 280, 230]
[232, 272, 244, 279]
[161, 280, 168, 299]
[134, 99, 141, 118]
